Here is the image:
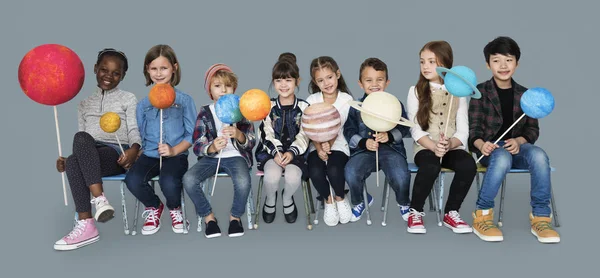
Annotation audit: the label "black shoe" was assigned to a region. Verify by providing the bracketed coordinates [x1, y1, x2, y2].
[228, 219, 244, 237]
[204, 219, 222, 239]
[282, 189, 298, 223]
[262, 192, 277, 223]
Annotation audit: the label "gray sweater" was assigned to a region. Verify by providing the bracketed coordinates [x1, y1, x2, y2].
[78, 87, 142, 147]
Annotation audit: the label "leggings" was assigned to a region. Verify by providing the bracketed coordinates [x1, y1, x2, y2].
[410, 149, 476, 213]
[66, 132, 125, 213]
[307, 150, 348, 200]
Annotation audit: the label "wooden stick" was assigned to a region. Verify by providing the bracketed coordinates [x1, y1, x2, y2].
[54, 106, 68, 206]
[211, 123, 232, 197]
[375, 131, 379, 188]
[476, 113, 526, 163]
[211, 150, 223, 196]
[441, 95, 454, 163]
[443, 95, 454, 138]
[159, 109, 163, 169]
[115, 134, 125, 155]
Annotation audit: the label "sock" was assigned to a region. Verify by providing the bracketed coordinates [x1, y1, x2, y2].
[264, 193, 276, 214]
[282, 190, 295, 214]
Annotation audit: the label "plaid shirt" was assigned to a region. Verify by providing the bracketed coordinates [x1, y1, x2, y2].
[468, 78, 539, 156]
[192, 104, 256, 168]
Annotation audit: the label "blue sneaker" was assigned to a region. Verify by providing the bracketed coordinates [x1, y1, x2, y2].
[400, 205, 410, 221]
[350, 194, 374, 222]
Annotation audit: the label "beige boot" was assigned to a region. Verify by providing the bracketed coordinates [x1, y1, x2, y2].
[472, 209, 503, 242]
[530, 213, 560, 243]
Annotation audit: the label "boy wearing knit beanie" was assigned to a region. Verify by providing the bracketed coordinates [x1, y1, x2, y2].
[182, 63, 256, 238]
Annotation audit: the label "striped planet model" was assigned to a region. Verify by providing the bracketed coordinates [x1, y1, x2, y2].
[301, 102, 341, 142]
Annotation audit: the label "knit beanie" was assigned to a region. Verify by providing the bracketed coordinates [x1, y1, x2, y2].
[204, 63, 233, 100]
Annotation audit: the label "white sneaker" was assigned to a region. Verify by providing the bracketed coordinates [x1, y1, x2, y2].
[169, 208, 189, 234]
[323, 202, 339, 226]
[336, 197, 352, 224]
[90, 193, 114, 223]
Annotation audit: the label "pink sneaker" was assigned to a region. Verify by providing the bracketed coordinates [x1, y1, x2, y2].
[141, 203, 164, 235]
[54, 218, 99, 251]
[443, 210, 473, 234]
[169, 207, 189, 234]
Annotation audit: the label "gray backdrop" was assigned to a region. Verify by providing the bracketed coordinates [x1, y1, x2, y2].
[1, 0, 595, 277]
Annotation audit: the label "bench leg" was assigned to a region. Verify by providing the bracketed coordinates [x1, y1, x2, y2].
[498, 179, 506, 227]
[120, 181, 130, 235]
[363, 186, 372, 225]
[181, 190, 189, 234]
[253, 177, 264, 230]
[550, 185, 560, 227]
[246, 187, 254, 230]
[382, 179, 390, 226]
[381, 180, 388, 212]
[437, 173, 444, 227]
[313, 197, 321, 225]
[302, 181, 312, 230]
[307, 180, 316, 214]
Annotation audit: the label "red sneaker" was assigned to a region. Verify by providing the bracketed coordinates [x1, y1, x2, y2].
[141, 203, 164, 235]
[443, 210, 473, 234]
[169, 207, 189, 234]
[407, 208, 426, 234]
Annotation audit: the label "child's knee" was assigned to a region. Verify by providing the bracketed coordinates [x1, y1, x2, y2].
[73, 131, 94, 146]
[490, 148, 512, 168]
[528, 146, 549, 166]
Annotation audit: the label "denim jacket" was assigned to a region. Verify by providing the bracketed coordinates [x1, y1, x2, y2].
[137, 89, 198, 158]
[343, 93, 411, 159]
[192, 104, 256, 168]
[255, 97, 310, 170]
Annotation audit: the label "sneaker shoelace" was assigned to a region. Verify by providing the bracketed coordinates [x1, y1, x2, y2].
[447, 211, 465, 224]
[142, 208, 159, 224]
[170, 210, 183, 223]
[67, 220, 87, 240]
[475, 216, 497, 231]
[409, 208, 425, 224]
[532, 220, 553, 232]
[90, 195, 107, 206]
[353, 202, 365, 213]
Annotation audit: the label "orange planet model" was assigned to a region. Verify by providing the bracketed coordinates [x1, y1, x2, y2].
[149, 83, 176, 109]
[240, 88, 271, 121]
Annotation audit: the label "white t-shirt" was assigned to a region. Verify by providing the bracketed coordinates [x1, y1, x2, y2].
[305, 91, 353, 156]
[209, 104, 242, 158]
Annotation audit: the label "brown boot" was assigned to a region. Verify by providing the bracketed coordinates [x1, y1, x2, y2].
[472, 209, 503, 242]
[530, 213, 560, 243]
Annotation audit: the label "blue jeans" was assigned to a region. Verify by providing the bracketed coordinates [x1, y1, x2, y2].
[183, 156, 251, 218]
[345, 145, 411, 206]
[477, 142, 552, 217]
[125, 154, 189, 210]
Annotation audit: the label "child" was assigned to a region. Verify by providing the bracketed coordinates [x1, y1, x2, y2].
[125, 45, 197, 236]
[182, 63, 256, 238]
[406, 41, 476, 234]
[255, 53, 310, 224]
[54, 48, 141, 251]
[344, 58, 411, 223]
[305, 56, 353, 227]
[469, 36, 560, 243]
